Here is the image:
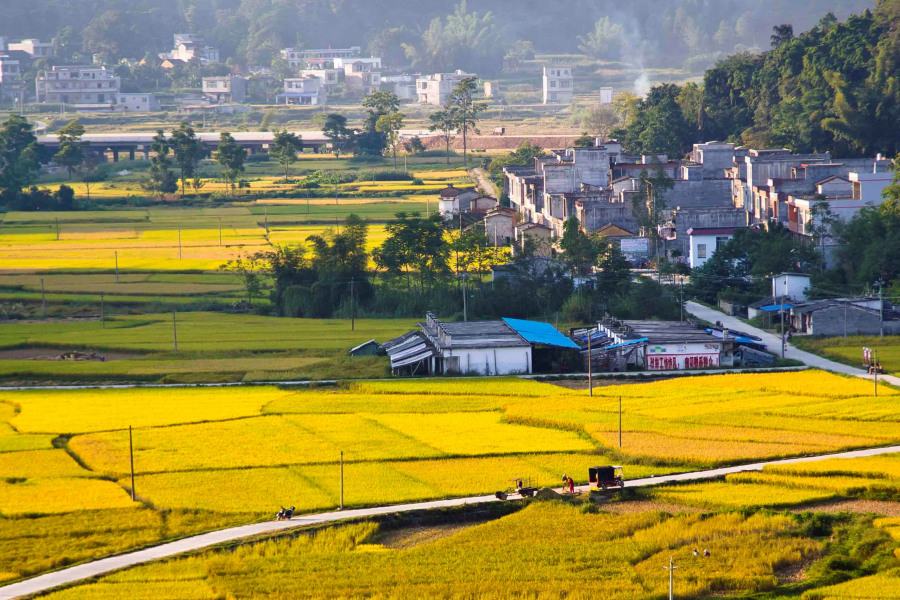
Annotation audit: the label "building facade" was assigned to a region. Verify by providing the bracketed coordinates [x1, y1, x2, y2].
[36, 65, 121, 105]
[686, 227, 739, 268]
[281, 46, 361, 68]
[114, 93, 161, 112]
[277, 77, 327, 105]
[6, 39, 53, 58]
[202, 76, 246, 104]
[298, 69, 342, 92]
[0, 54, 25, 104]
[334, 58, 381, 96]
[162, 34, 219, 64]
[416, 71, 472, 105]
[542, 66, 573, 104]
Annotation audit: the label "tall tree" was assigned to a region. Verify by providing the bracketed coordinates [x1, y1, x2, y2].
[429, 108, 457, 164]
[448, 76, 485, 167]
[269, 130, 303, 180]
[0, 115, 41, 204]
[374, 212, 450, 290]
[170, 123, 208, 198]
[53, 119, 86, 180]
[216, 132, 247, 196]
[322, 114, 354, 159]
[145, 130, 177, 199]
[375, 112, 404, 169]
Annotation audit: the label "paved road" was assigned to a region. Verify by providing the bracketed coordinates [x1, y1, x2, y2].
[470, 167, 499, 198]
[685, 301, 900, 387]
[5, 443, 900, 600]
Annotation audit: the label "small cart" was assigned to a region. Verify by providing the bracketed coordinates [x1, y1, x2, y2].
[589, 466, 624, 490]
[495, 477, 538, 500]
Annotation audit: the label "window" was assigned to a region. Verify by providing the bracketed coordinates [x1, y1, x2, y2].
[560, 80, 570, 88]
[715, 236, 730, 249]
[550, 80, 557, 88]
[697, 243, 707, 259]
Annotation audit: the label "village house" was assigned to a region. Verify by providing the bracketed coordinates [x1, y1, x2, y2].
[0, 54, 25, 105]
[160, 34, 219, 64]
[437, 184, 479, 216]
[281, 46, 361, 68]
[202, 76, 246, 104]
[416, 71, 474, 105]
[686, 227, 742, 269]
[542, 66, 573, 104]
[6, 39, 53, 58]
[298, 69, 342, 93]
[276, 76, 327, 105]
[36, 65, 120, 107]
[334, 57, 382, 96]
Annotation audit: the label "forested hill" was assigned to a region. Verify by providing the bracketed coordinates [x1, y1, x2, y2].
[700, 2, 900, 157]
[0, 0, 873, 74]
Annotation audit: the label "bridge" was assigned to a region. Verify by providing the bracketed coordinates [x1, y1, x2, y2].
[36, 129, 436, 162]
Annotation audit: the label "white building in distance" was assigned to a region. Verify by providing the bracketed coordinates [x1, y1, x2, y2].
[543, 66, 573, 104]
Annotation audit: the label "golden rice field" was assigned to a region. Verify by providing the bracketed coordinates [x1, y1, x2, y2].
[794, 335, 900, 375]
[36, 504, 822, 600]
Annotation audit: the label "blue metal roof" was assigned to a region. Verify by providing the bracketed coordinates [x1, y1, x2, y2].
[502, 318, 581, 349]
[604, 337, 650, 350]
[705, 329, 766, 347]
[759, 303, 795, 312]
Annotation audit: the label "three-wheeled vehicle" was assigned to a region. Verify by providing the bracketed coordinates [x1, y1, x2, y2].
[589, 466, 624, 490]
[495, 477, 539, 500]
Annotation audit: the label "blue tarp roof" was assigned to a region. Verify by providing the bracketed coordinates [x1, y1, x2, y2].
[759, 303, 795, 312]
[604, 337, 650, 350]
[705, 329, 767, 347]
[503, 318, 581, 349]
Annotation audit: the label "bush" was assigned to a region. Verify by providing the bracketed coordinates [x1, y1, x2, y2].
[355, 169, 412, 182]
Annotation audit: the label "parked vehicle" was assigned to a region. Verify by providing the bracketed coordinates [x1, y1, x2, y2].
[495, 477, 538, 500]
[589, 466, 624, 490]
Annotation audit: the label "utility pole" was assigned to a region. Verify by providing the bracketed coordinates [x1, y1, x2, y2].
[880, 282, 884, 338]
[264, 206, 269, 236]
[462, 274, 468, 322]
[679, 281, 684, 322]
[875, 349, 879, 397]
[101, 294, 105, 329]
[664, 556, 678, 600]
[173, 311, 178, 352]
[844, 301, 848, 339]
[340, 451, 344, 510]
[619, 396, 622, 448]
[780, 293, 786, 359]
[218, 217, 222, 246]
[115, 251, 119, 284]
[41, 278, 46, 317]
[350, 278, 355, 331]
[307, 191, 310, 215]
[178, 230, 182, 260]
[129, 425, 136, 501]
[55, 218, 59, 241]
[587, 328, 593, 397]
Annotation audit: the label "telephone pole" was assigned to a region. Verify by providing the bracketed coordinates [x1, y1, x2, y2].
[340, 451, 344, 510]
[462, 274, 468, 322]
[173, 311, 178, 352]
[350, 278, 355, 331]
[129, 425, 135, 501]
[664, 556, 678, 600]
[115, 251, 119, 283]
[587, 328, 593, 397]
[879, 282, 884, 338]
[619, 396, 622, 448]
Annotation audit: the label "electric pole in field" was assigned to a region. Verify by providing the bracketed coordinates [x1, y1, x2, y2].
[875, 349, 879, 397]
[173, 311, 178, 351]
[879, 281, 884, 338]
[619, 396, 622, 448]
[115, 251, 119, 284]
[340, 450, 344, 510]
[462, 274, 467, 322]
[350, 278, 355, 331]
[679, 280, 684, 322]
[129, 425, 135, 501]
[664, 556, 678, 600]
[587, 328, 592, 397]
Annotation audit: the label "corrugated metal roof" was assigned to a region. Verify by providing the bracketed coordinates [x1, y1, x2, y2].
[502, 318, 580, 349]
[604, 337, 650, 349]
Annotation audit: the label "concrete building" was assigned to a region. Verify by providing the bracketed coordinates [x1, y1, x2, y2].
[0, 54, 25, 105]
[6, 39, 53, 58]
[483, 206, 516, 247]
[114, 93, 160, 112]
[298, 69, 342, 93]
[416, 71, 473, 105]
[543, 66, 573, 104]
[686, 226, 740, 268]
[334, 57, 381, 96]
[772, 273, 811, 302]
[281, 46, 361, 68]
[786, 299, 899, 337]
[202, 76, 246, 104]
[161, 34, 218, 64]
[381, 75, 418, 100]
[35, 65, 120, 106]
[276, 76, 327, 105]
[599, 87, 614, 104]
[593, 319, 732, 371]
[438, 184, 479, 216]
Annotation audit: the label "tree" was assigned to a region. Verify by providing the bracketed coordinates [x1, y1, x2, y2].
[429, 108, 457, 164]
[559, 217, 600, 276]
[633, 164, 674, 244]
[170, 123, 208, 198]
[362, 90, 400, 130]
[53, 120, 86, 180]
[448, 77, 485, 167]
[577, 104, 621, 141]
[216, 132, 247, 196]
[577, 17, 625, 59]
[322, 114, 354, 159]
[81, 153, 100, 201]
[376, 112, 404, 168]
[220, 252, 267, 305]
[144, 130, 177, 198]
[612, 91, 642, 127]
[573, 132, 594, 148]
[403, 136, 427, 155]
[770, 24, 794, 48]
[623, 84, 696, 157]
[270, 130, 303, 180]
[374, 212, 450, 290]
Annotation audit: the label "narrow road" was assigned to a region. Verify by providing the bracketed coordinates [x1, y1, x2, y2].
[685, 301, 900, 387]
[470, 167, 499, 198]
[5, 443, 900, 600]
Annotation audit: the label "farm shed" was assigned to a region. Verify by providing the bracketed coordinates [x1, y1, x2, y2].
[383, 313, 579, 376]
[594, 319, 734, 371]
[348, 340, 380, 357]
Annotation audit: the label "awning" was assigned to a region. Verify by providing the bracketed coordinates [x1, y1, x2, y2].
[603, 337, 650, 350]
[502, 318, 581, 349]
[392, 348, 435, 368]
[759, 303, 795, 312]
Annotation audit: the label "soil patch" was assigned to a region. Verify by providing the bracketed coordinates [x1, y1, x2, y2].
[378, 523, 476, 549]
[0, 348, 140, 361]
[790, 499, 900, 516]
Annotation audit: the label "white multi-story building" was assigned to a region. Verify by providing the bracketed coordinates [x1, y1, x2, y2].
[416, 71, 474, 105]
[542, 66, 573, 104]
[36, 65, 121, 105]
[161, 34, 219, 64]
[0, 54, 24, 104]
[114, 93, 161, 112]
[281, 46, 361, 68]
[7, 39, 53, 58]
[276, 76, 327, 105]
[298, 69, 342, 92]
[334, 58, 381, 96]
